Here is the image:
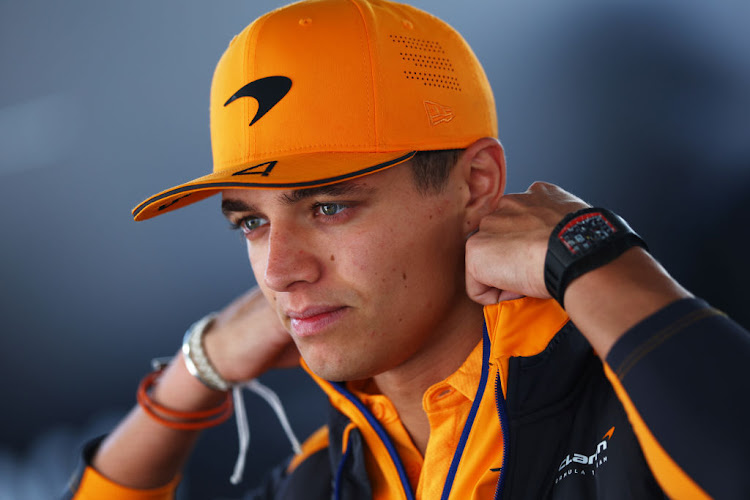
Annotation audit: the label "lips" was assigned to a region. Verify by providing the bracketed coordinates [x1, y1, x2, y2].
[286, 305, 348, 337]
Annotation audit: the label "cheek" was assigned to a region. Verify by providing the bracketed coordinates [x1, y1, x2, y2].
[246, 240, 259, 270]
[246, 240, 269, 287]
[341, 214, 462, 297]
[335, 234, 379, 287]
[317, 236, 394, 318]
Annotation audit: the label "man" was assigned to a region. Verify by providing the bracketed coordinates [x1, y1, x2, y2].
[66, 0, 749, 499]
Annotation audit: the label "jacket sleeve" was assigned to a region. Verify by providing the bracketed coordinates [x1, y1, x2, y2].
[62, 436, 179, 500]
[64, 426, 331, 500]
[603, 298, 750, 500]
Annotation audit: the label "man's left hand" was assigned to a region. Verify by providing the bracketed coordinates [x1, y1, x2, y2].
[465, 181, 589, 305]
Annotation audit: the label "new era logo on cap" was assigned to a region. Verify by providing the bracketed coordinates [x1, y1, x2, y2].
[424, 100, 454, 126]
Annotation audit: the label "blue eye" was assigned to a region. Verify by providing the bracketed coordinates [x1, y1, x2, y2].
[316, 203, 346, 216]
[239, 216, 268, 233]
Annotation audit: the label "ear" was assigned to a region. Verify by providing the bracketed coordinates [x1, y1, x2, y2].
[459, 137, 506, 229]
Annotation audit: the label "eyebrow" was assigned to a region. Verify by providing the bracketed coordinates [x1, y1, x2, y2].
[221, 182, 374, 217]
[279, 182, 372, 204]
[221, 198, 256, 217]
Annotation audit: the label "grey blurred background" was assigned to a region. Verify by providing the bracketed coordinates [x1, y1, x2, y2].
[1, 0, 748, 498]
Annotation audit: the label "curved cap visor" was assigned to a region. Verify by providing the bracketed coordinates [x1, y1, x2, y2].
[132, 0, 497, 221]
[132, 150, 415, 221]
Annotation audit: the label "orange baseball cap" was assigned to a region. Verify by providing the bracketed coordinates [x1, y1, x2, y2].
[132, 0, 497, 221]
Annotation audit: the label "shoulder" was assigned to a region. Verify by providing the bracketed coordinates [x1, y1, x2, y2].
[245, 426, 333, 500]
[287, 425, 329, 474]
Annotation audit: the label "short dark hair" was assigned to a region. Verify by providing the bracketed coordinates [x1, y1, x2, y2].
[408, 149, 463, 194]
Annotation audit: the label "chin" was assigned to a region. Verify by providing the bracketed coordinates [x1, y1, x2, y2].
[303, 355, 378, 383]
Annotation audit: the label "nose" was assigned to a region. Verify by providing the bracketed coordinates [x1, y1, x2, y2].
[262, 224, 322, 292]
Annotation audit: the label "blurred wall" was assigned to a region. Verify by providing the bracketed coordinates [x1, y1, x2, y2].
[0, 0, 748, 498]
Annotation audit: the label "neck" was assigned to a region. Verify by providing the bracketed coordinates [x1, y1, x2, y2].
[371, 297, 485, 455]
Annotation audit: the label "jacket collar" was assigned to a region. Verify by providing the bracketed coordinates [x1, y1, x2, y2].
[303, 297, 569, 413]
[484, 297, 570, 397]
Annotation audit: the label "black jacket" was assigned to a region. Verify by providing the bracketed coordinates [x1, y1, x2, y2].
[246, 298, 750, 499]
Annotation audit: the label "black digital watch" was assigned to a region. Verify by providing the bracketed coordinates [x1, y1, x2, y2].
[544, 207, 648, 307]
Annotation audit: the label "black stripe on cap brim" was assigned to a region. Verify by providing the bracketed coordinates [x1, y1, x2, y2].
[132, 151, 416, 219]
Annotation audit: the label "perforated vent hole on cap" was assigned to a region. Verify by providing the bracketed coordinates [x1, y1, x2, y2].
[389, 35, 461, 91]
[299, 18, 312, 26]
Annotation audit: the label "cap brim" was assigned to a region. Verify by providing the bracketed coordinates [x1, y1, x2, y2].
[132, 151, 416, 221]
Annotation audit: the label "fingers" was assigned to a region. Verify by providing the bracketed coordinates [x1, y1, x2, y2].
[465, 274, 525, 306]
[204, 287, 298, 382]
[465, 273, 498, 305]
[465, 181, 588, 305]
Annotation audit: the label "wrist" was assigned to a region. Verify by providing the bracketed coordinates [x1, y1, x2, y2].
[150, 352, 228, 413]
[544, 207, 648, 307]
[182, 314, 238, 391]
[200, 323, 247, 384]
[202, 317, 277, 384]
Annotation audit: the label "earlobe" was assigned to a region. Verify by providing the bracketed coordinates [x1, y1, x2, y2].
[461, 137, 506, 224]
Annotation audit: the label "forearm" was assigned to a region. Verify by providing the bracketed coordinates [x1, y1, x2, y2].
[601, 294, 750, 497]
[562, 247, 692, 359]
[92, 351, 226, 489]
[85, 288, 295, 491]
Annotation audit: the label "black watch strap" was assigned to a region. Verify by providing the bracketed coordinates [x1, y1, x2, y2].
[544, 207, 648, 308]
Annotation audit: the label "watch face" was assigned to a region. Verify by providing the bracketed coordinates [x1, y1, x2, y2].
[558, 212, 617, 255]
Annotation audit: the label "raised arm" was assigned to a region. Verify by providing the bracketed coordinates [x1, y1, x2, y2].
[465, 181, 691, 357]
[72, 288, 298, 497]
[465, 181, 750, 498]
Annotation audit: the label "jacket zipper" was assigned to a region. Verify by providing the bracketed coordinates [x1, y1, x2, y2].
[440, 325, 492, 500]
[333, 444, 352, 500]
[330, 381, 415, 500]
[332, 325, 492, 500]
[493, 370, 509, 499]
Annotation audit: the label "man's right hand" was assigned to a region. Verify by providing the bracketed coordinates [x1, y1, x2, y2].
[89, 287, 297, 491]
[203, 287, 300, 384]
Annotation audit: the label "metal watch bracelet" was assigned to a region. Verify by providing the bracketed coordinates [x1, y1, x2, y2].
[182, 313, 232, 392]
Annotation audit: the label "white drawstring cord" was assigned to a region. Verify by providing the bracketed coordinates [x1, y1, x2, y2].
[245, 379, 303, 455]
[230, 385, 250, 485]
[229, 379, 302, 485]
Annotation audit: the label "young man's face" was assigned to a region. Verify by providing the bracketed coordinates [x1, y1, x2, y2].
[222, 162, 479, 381]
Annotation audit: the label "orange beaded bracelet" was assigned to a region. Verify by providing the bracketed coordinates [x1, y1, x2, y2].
[137, 368, 233, 430]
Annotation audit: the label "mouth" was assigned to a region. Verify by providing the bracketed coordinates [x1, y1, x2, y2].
[286, 305, 348, 337]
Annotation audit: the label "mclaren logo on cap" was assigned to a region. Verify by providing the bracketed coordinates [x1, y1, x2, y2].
[224, 76, 292, 126]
